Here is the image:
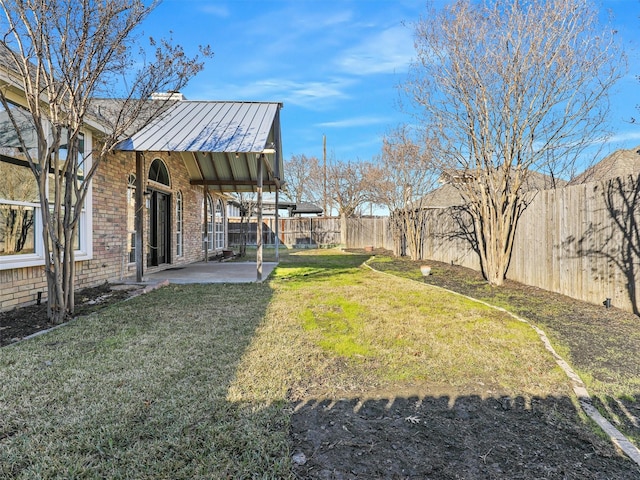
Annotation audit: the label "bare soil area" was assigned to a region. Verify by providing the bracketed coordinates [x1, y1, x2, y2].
[291, 394, 637, 479]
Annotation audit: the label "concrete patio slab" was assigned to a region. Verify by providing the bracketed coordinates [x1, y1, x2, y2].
[139, 261, 278, 284]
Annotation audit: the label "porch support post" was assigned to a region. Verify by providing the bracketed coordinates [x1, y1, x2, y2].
[135, 151, 144, 282]
[275, 185, 280, 261]
[256, 154, 263, 282]
[204, 185, 209, 262]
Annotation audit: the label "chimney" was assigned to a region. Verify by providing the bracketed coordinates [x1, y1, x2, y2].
[151, 92, 186, 101]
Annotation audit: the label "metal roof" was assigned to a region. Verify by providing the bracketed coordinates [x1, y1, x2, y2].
[115, 100, 284, 193]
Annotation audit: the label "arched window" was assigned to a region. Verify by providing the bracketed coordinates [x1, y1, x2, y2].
[148, 158, 170, 186]
[202, 194, 213, 251]
[215, 198, 225, 250]
[176, 191, 183, 257]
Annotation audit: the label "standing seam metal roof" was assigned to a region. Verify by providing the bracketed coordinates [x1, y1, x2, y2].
[115, 100, 281, 153]
[115, 100, 283, 193]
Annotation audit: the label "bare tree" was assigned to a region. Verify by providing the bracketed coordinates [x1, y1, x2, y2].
[232, 192, 258, 258]
[283, 154, 323, 205]
[0, 0, 210, 322]
[327, 159, 374, 218]
[371, 125, 440, 260]
[405, 0, 624, 286]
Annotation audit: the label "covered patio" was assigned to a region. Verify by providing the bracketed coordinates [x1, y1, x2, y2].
[139, 261, 279, 285]
[115, 99, 284, 283]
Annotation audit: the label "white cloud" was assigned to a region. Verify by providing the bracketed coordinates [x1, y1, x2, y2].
[199, 4, 230, 17]
[192, 78, 355, 110]
[330, 135, 385, 159]
[317, 116, 387, 128]
[336, 24, 414, 76]
[608, 130, 640, 144]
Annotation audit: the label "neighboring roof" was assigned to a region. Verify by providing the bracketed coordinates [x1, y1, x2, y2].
[232, 200, 323, 216]
[289, 202, 323, 216]
[115, 100, 284, 194]
[419, 183, 466, 208]
[569, 146, 640, 185]
[419, 169, 566, 209]
[440, 168, 565, 191]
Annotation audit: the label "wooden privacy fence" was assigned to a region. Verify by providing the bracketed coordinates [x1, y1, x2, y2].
[418, 176, 640, 315]
[343, 216, 392, 249]
[509, 178, 640, 314]
[230, 177, 640, 314]
[228, 216, 393, 249]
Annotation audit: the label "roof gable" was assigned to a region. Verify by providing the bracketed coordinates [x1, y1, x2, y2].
[569, 146, 640, 185]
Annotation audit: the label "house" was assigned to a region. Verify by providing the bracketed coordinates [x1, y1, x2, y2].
[0, 92, 284, 311]
[418, 168, 567, 209]
[568, 146, 640, 185]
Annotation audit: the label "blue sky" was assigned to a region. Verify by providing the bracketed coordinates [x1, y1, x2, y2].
[143, 0, 640, 164]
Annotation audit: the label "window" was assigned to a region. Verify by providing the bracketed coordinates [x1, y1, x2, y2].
[149, 158, 170, 186]
[0, 103, 39, 257]
[0, 163, 38, 257]
[0, 101, 39, 162]
[47, 131, 85, 252]
[0, 203, 36, 255]
[127, 174, 136, 263]
[0, 101, 92, 269]
[227, 202, 240, 218]
[215, 198, 225, 250]
[202, 194, 213, 251]
[176, 191, 183, 257]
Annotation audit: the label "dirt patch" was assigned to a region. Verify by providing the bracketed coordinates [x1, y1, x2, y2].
[291, 395, 638, 479]
[0, 282, 142, 347]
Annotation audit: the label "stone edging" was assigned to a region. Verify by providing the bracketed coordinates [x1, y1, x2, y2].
[363, 259, 640, 467]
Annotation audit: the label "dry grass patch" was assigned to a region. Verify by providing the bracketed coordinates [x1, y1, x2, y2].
[229, 249, 570, 403]
[0, 283, 291, 479]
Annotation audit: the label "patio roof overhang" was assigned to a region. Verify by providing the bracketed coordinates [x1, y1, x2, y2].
[115, 99, 284, 283]
[115, 100, 284, 193]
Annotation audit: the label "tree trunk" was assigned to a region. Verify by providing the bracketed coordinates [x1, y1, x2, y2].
[340, 213, 347, 247]
[475, 194, 521, 287]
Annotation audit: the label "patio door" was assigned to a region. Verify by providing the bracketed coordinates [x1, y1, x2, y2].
[148, 190, 171, 266]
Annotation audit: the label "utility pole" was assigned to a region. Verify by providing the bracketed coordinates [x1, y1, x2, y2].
[323, 134, 327, 217]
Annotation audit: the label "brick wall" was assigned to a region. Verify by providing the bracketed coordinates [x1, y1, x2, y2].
[1, 150, 218, 312]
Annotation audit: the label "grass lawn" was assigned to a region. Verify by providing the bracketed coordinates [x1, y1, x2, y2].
[0, 248, 614, 478]
[368, 253, 640, 448]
